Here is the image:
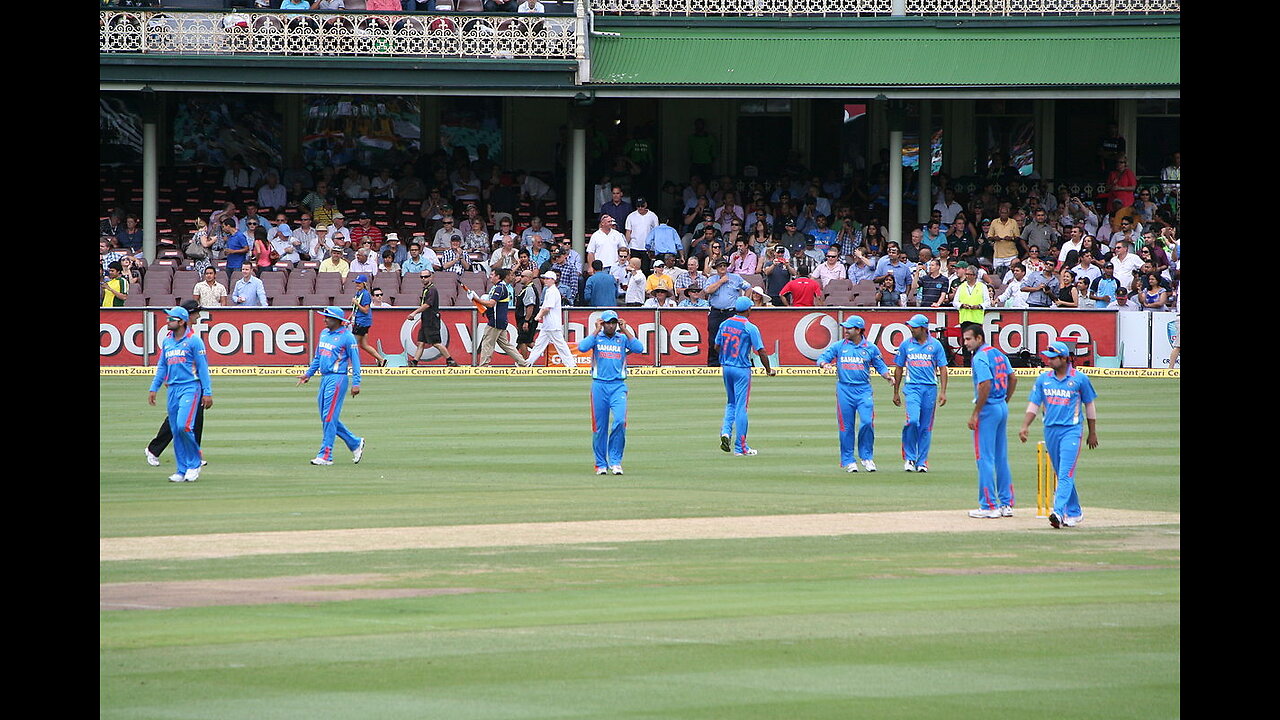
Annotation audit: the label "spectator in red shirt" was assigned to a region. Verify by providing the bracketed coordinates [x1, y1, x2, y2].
[349, 212, 385, 250]
[778, 275, 821, 307]
[1104, 156, 1137, 211]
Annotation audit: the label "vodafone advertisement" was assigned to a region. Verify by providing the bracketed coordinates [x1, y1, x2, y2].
[101, 308, 1119, 366]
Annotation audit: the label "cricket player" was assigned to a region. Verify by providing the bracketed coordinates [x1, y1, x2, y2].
[578, 310, 645, 475]
[145, 300, 209, 468]
[526, 270, 577, 369]
[963, 324, 1017, 518]
[892, 314, 949, 472]
[298, 306, 365, 466]
[716, 296, 776, 456]
[817, 315, 894, 472]
[1018, 341, 1099, 528]
[350, 274, 387, 367]
[147, 306, 213, 483]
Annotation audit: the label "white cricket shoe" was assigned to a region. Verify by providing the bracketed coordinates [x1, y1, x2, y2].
[145, 448, 160, 467]
[734, 448, 759, 456]
[168, 473, 186, 483]
[201, 459, 208, 467]
[609, 465, 624, 475]
[720, 434, 731, 453]
[352, 438, 366, 464]
[861, 459, 877, 472]
[595, 466, 607, 475]
[1063, 514, 1081, 527]
[903, 460, 916, 472]
[843, 463, 858, 473]
[916, 463, 929, 473]
[999, 505, 1013, 517]
[184, 467, 200, 482]
[310, 457, 334, 466]
[968, 508, 1001, 519]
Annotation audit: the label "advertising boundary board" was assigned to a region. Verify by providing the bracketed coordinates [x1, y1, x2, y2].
[103, 307, 1127, 367]
[101, 366, 1180, 378]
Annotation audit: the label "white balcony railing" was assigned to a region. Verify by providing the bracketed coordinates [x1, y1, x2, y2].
[100, 10, 582, 60]
[589, 0, 1179, 15]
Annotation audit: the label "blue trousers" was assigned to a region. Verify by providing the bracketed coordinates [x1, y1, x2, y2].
[900, 384, 938, 466]
[590, 380, 628, 468]
[835, 383, 875, 465]
[721, 365, 752, 453]
[317, 374, 361, 461]
[1045, 424, 1084, 518]
[166, 383, 203, 474]
[973, 401, 1014, 510]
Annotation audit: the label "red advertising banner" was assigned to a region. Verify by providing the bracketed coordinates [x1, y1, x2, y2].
[101, 308, 1118, 366]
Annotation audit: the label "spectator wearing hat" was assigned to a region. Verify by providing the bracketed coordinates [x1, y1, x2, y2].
[526, 270, 577, 368]
[349, 274, 387, 367]
[644, 260, 676, 299]
[328, 213, 353, 256]
[778, 218, 809, 258]
[583, 260, 618, 308]
[745, 285, 770, 308]
[231, 264, 268, 307]
[305, 224, 331, 259]
[1106, 286, 1140, 311]
[381, 233, 407, 265]
[1088, 261, 1121, 307]
[319, 246, 351, 279]
[642, 287, 677, 308]
[549, 249, 580, 305]
[704, 258, 753, 367]
[625, 198, 660, 272]
[679, 286, 709, 307]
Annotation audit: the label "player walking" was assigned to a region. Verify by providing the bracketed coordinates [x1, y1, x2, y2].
[298, 306, 365, 466]
[350, 274, 387, 367]
[578, 311, 645, 475]
[526, 270, 577, 369]
[963, 324, 1017, 518]
[816, 315, 894, 472]
[892, 314, 949, 472]
[147, 306, 213, 483]
[716, 296, 776, 456]
[1018, 341, 1100, 528]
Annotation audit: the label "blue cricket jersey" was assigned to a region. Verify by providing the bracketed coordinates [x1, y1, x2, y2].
[305, 327, 362, 385]
[894, 336, 948, 386]
[352, 289, 373, 327]
[971, 344, 1011, 404]
[1028, 367, 1097, 426]
[816, 339, 888, 385]
[578, 331, 645, 381]
[150, 330, 213, 396]
[716, 315, 764, 367]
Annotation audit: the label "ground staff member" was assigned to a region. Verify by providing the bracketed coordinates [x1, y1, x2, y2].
[1018, 341, 1099, 529]
[579, 311, 644, 475]
[953, 264, 989, 366]
[145, 301, 209, 468]
[963, 324, 1017, 518]
[817, 315, 893, 473]
[474, 268, 531, 367]
[893, 314, 949, 473]
[704, 258, 752, 366]
[350, 274, 387, 367]
[716, 296, 776, 456]
[147, 306, 213, 483]
[298, 306, 366, 466]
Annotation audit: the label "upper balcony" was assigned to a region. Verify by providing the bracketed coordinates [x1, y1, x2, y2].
[588, 0, 1180, 16]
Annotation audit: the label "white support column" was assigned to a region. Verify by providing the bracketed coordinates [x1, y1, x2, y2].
[143, 121, 158, 264]
[917, 99, 932, 224]
[571, 126, 587, 260]
[889, 129, 903, 243]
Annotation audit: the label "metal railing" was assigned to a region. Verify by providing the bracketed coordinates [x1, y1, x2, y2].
[589, 0, 1178, 15]
[100, 10, 582, 60]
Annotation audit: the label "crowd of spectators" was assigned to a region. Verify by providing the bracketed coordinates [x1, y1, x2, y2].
[104, 1, 564, 14]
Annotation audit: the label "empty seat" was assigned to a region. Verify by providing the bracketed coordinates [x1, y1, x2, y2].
[823, 278, 854, 294]
[286, 269, 317, 295]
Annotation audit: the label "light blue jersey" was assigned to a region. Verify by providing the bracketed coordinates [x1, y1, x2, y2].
[971, 345, 1011, 403]
[1028, 367, 1097, 426]
[817, 339, 888, 385]
[150, 330, 213, 396]
[305, 327, 362, 384]
[579, 332, 645, 381]
[715, 315, 764, 367]
[894, 336, 948, 385]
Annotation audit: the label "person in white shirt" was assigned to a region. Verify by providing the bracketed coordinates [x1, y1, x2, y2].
[1108, 240, 1144, 290]
[268, 212, 300, 263]
[622, 257, 647, 306]
[257, 173, 287, 210]
[933, 188, 963, 225]
[525, 271, 577, 369]
[517, 0, 545, 11]
[641, 287, 677, 308]
[624, 200, 660, 259]
[610, 248, 632, 301]
[587, 215, 627, 269]
[1056, 225, 1084, 268]
[222, 158, 250, 191]
[518, 170, 553, 202]
[1106, 287, 1141, 311]
[996, 265, 1030, 308]
[350, 247, 379, 276]
[328, 214, 353, 254]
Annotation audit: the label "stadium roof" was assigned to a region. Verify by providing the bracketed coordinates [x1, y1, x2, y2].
[589, 24, 1179, 94]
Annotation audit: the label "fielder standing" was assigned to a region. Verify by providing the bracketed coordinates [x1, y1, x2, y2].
[578, 310, 645, 475]
[298, 306, 365, 466]
[716, 296, 776, 456]
[147, 306, 213, 483]
[963, 324, 1017, 518]
[146, 300, 209, 468]
[816, 315, 894, 472]
[526, 270, 577, 369]
[892, 314, 949, 472]
[1018, 341, 1099, 529]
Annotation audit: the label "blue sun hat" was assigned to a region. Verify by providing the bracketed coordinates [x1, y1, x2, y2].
[316, 306, 347, 322]
[1041, 340, 1071, 358]
[907, 314, 930, 328]
[600, 310, 619, 322]
[840, 315, 865, 329]
[166, 306, 189, 322]
[733, 296, 753, 312]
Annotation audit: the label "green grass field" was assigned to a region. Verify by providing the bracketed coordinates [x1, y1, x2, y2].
[100, 375, 1180, 719]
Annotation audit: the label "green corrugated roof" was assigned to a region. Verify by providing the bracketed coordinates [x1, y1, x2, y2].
[590, 25, 1179, 87]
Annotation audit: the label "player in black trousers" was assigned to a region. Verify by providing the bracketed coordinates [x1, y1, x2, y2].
[144, 300, 209, 468]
